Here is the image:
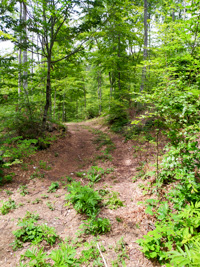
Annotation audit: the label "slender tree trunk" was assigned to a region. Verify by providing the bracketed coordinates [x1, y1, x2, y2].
[62, 93, 65, 122]
[83, 79, 87, 119]
[98, 70, 102, 115]
[140, 0, 148, 92]
[22, 2, 32, 117]
[42, 55, 51, 127]
[109, 72, 114, 109]
[18, 2, 22, 97]
[22, 2, 28, 93]
[117, 34, 121, 93]
[53, 87, 56, 119]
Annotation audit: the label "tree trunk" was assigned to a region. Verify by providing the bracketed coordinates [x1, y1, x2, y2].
[109, 71, 114, 109]
[53, 87, 56, 120]
[18, 2, 22, 97]
[22, 2, 28, 93]
[42, 55, 51, 128]
[98, 70, 102, 115]
[117, 34, 121, 93]
[140, 0, 148, 92]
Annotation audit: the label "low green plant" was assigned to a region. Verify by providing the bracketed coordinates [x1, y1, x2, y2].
[41, 194, 49, 199]
[1, 137, 37, 163]
[95, 151, 113, 162]
[4, 189, 13, 195]
[19, 185, 29, 196]
[76, 171, 85, 177]
[66, 181, 102, 216]
[18, 238, 103, 267]
[92, 129, 115, 152]
[116, 217, 123, 223]
[0, 198, 16, 215]
[167, 241, 200, 266]
[48, 182, 59, 193]
[0, 172, 15, 185]
[112, 237, 129, 266]
[19, 246, 50, 267]
[80, 217, 111, 235]
[105, 191, 124, 210]
[46, 201, 55, 211]
[12, 212, 58, 250]
[66, 176, 73, 182]
[21, 163, 28, 171]
[39, 160, 51, 170]
[32, 198, 41, 204]
[137, 201, 200, 262]
[98, 189, 109, 196]
[87, 166, 105, 183]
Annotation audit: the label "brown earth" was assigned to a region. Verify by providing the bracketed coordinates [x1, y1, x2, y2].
[0, 118, 161, 267]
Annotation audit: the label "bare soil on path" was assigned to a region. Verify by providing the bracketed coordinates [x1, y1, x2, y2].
[0, 118, 160, 267]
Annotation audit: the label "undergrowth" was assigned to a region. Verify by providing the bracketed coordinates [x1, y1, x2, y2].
[135, 74, 200, 265]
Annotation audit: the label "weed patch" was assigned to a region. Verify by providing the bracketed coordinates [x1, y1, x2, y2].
[12, 212, 58, 250]
[105, 191, 124, 210]
[0, 198, 16, 215]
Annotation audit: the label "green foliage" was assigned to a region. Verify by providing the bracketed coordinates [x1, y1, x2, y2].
[46, 201, 55, 211]
[50, 242, 81, 266]
[66, 181, 102, 216]
[48, 182, 59, 193]
[112, 237, 129, 267]
[19, 247, 50, 267]
[80, 217, 111, 235]
[4, 189, 13, 195]
[0, 172, 15, 185]
[92, 129, 115, 152]
[168, 241, 200, 267]
[86, 166, 105, 183]
[39, 160, 51, 170]
[107, 105, 129, 133]
[18, 238, 104, 267]
[105, 191, 124, 210]
[0, 198, 16, 215]
[66, 176, 73, 183]
[8, 113, 44, 140]
[12, 212, 58, 250]
[0, 137, 37, 167]
[137, 202, 200, 262]
[19, 185, 29, 196]
[75, 171, 85, 178]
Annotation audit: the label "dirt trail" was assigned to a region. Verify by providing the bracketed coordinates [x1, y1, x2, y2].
[0, 119, 159, 267]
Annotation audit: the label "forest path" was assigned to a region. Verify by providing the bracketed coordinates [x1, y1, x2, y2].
[0, 118, 159, 267]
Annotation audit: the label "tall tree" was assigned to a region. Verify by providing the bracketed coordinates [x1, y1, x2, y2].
[140, 0, 148, 92]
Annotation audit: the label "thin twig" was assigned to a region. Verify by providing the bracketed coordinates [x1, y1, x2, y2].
[96, 243, 108, 267]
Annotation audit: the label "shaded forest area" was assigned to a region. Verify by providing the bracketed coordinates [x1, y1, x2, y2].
[1, 0, 200, 266]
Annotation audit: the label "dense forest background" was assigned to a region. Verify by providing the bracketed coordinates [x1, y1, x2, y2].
[1, 0, 200, 266]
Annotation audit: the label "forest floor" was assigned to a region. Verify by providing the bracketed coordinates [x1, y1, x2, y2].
[0, 118, 161, 267]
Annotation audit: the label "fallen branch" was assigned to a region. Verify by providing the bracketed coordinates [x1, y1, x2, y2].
[96, 242, 108, 267]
